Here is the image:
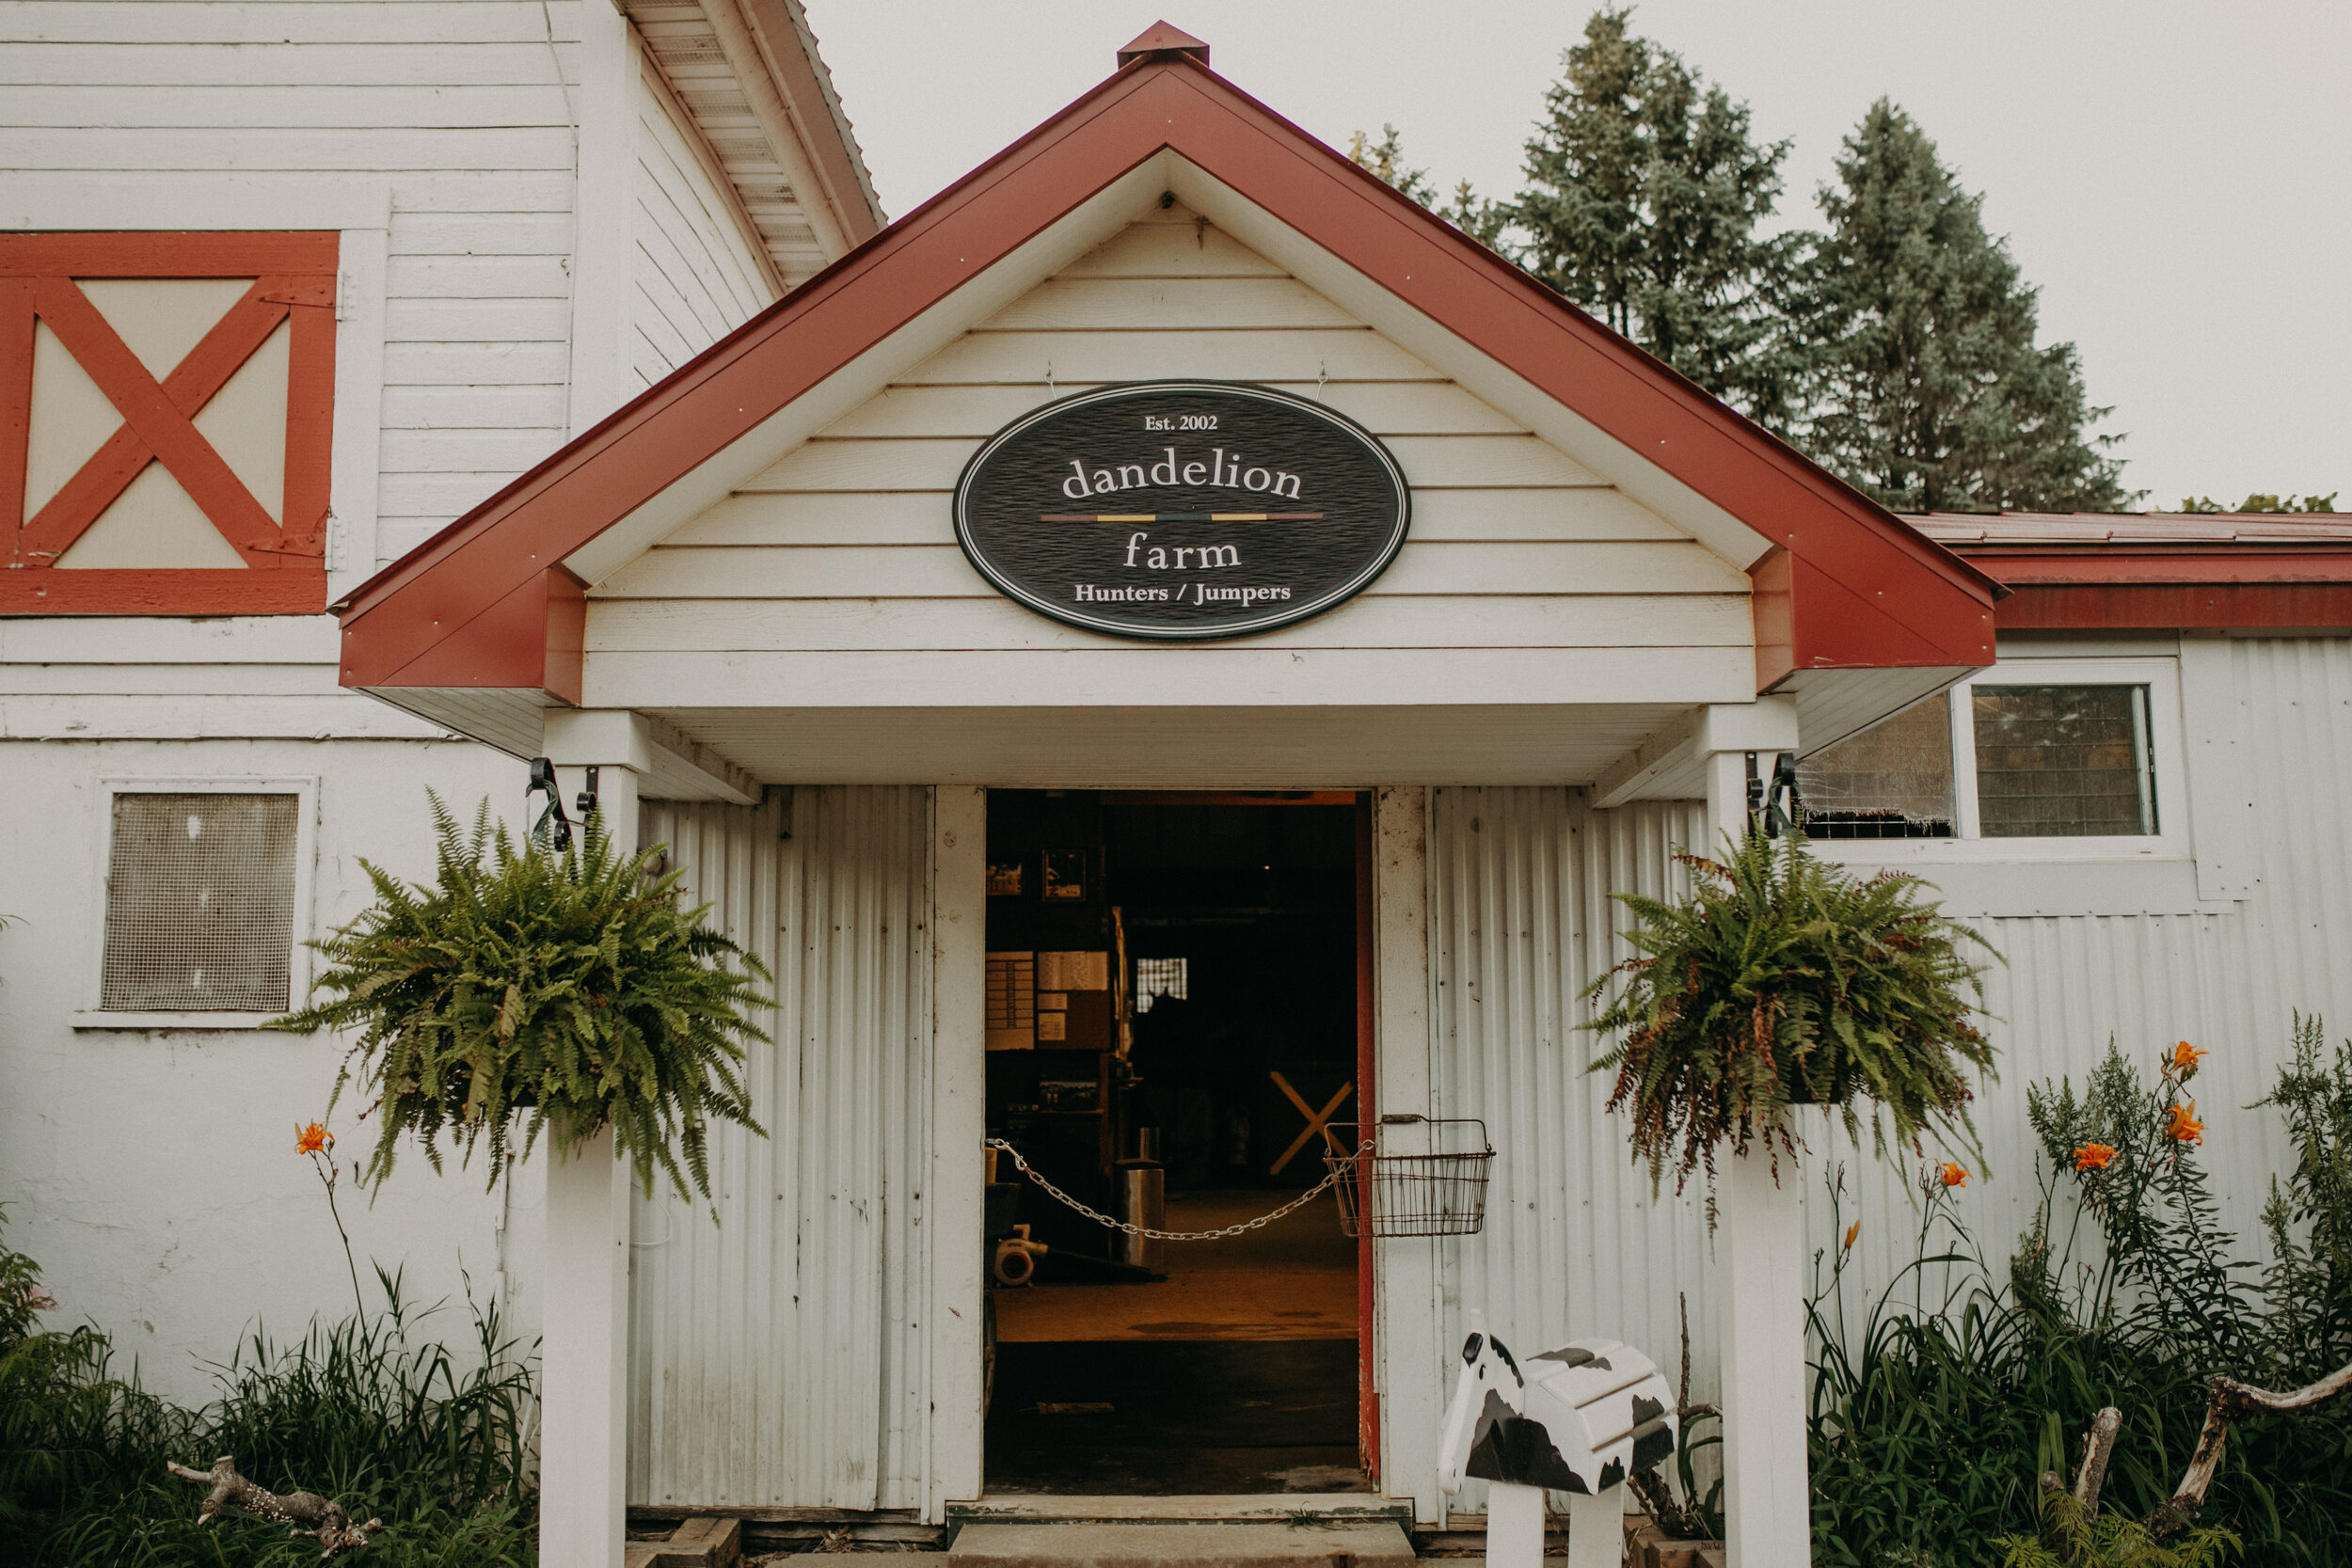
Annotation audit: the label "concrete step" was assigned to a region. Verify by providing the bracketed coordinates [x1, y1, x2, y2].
[947, 1521, 1416, 1568]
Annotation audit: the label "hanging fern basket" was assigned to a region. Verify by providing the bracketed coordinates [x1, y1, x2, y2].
[273, 794, 771, 1205]
[1583, 820, 1999, 1198]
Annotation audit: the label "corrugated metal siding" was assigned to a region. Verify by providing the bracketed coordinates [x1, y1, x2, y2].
[1424, 639, 2352, 1482]
[628, 785, 934, 1510]
[1423, 786, 1719, 1513]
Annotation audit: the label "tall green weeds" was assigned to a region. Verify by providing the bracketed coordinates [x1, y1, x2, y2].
[1805, 1025, 2352, 1567]
[2, 1236, 536, 1568]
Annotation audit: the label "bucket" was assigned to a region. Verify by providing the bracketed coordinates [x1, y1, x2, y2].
[1114, 1160, 1166, 1275]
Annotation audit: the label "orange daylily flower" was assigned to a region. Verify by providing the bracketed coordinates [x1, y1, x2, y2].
[2170, 1040, 2207, 1080]
[296, 1122, 330, 1156]
[1843, 1222, 1861, 1251]
[2074, 1143, 2118, 1172]
[2165, 1101, 2204, 1145]
[1939, 1163, 1969, 1189]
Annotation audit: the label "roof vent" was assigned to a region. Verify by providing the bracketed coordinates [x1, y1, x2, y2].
[1117, 21, 1210, 69]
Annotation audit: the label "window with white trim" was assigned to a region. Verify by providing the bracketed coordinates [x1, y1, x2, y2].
[85, 780, 316, 1023]
[1798, 658, 2185, 857]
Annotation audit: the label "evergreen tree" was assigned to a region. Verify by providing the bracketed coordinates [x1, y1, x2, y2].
[1509, 8, 1807, 422]
[1802, 100, 2133, 513]
[1346, 124, 1506, 246]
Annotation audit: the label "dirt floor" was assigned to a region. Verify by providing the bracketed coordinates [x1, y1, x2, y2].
[992, 1188, 1356, 1342]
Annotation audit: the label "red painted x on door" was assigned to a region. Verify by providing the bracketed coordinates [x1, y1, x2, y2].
[0, 232, 337, 614]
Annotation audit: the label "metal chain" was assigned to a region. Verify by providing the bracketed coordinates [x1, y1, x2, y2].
[986, 1136, 1370, 1241]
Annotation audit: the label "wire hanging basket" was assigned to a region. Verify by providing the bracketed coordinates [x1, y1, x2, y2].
[1325, 1115, 1493, 1238]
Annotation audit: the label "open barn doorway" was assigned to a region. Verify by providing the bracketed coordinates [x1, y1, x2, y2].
[979, 789, 1374, 1496]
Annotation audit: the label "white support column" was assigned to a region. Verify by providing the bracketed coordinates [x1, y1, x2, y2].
[1370, 786, 1442, 1521]
[1699, 701, 1809, 1568]
[928, 785, 988, 1518]
[538, 755, 640, 1568]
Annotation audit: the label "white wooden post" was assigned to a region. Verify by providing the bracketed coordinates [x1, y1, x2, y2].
[538, 754, 640, 1568]
[1485, 1481, 1546, 1568]
[1560, 1490, 1621, 1568]
[1700, 703, 1810, 1568]
[929, 785, 988, 1517]
[1370, 787, 1442, 1520]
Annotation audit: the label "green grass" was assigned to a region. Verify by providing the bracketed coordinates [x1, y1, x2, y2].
[3, 1264, 536, 1568]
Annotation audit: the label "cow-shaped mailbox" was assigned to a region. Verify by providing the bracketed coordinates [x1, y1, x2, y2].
[1438, 1312, 1677, 1568]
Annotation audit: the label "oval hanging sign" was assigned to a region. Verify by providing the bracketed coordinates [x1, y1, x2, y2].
[953, 382, 1410, 641]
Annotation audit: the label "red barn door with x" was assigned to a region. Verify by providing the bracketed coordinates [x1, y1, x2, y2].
[0, 232, 336, 614]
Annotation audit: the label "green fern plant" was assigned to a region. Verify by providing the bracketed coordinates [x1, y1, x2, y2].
[1997, 1489, 2239, 1567]
[273, 794, 769, 1205]
[1583, 820, 1996, 1199]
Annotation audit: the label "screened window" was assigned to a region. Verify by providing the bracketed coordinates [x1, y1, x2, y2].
[1796, 695, 1957, 838]
[1798, 663, 2175, 848]
[1971, 686, 2157, 837]
[1133, 957, 1188, 1012]
[100, 792, 299, 1011]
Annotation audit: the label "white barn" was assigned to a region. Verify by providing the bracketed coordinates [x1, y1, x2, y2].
[7, 14, 2349, 1568]
[0, 0, 876, 1432]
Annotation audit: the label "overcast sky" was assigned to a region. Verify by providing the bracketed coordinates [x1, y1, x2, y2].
[804, 1, 2348, 515]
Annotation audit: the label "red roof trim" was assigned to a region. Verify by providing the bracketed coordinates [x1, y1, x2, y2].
[337, 53, 1996, 696]
[1995, 582, 2352, 631]
[1936, 537, 2352, 631]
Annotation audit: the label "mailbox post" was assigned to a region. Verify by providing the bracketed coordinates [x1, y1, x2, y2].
[1439, 1312, 1678, 1568]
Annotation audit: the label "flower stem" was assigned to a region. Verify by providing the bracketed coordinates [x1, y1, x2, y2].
[313, 1152, 366, 1321]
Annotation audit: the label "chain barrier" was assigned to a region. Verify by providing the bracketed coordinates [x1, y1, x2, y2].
[986, 1136, 1371, 1241]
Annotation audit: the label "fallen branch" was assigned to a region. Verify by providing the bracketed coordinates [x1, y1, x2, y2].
[2146, 1359, 2352, 1540]
[166, 1454, 382, 1559]
[2072, 1405, 2122, 1518]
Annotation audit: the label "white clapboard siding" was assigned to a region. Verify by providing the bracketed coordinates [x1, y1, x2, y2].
[590, 594, 1752, 654]
[2, 41, 581, 87]
[739, 433, 1606, 493]
[628, 60, 776, 391]
[898, 326, 1442, 387]
[977, 276, 1363, 332]
[380, 385, 569, 430]
[381, 341, 570, 386]
[660, 487, 1690, 549]
[605, 212, 1749, 676]
[1056, 213, 1291, 277]
[816, 380, 1526, 440]
[605, 540, 1740, 601]
[2, 3, 585, 46]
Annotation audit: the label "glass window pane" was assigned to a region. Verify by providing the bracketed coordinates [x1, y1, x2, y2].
[1972, 685, 2155, 837]
[1798, 696, 1957, 838]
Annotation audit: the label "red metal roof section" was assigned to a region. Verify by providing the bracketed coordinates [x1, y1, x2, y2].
[337, 49, 2001, 701]
[1910, 512, 2352, 629]
[1118, 21, 1210, 67]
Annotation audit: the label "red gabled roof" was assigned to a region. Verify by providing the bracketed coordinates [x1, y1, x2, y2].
[336, 45, 1998, 700]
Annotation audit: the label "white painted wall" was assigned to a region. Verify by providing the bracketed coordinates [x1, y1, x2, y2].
[0, 728, 532, 1406]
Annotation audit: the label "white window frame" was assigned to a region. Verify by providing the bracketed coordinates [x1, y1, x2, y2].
[73, 776, 322, 1031]
[1808, 657, 2189, 867]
